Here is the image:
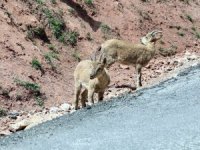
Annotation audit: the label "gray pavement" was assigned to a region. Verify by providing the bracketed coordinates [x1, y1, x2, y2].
[0, 64, 200, 150]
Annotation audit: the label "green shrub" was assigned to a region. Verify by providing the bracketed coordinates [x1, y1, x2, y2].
[177, 32, 185, 37]
[35, 96, 44, 107]
[15, 79, 40, 92]
[85, 0, 93, 5]
[43, 8, 65, 39]
[44, 51, 59, 71]
[72, 51, 81, 62]
[31, 58, 42, 70]
[51, 0, 56, 4]
[27, 27, 49, 42]
[185, 14, 193, 23]
[100, 24, 111, 34]
[59, 31, 79, 46]
[35, 0, 45, 5]
[0, 108, 7, 117]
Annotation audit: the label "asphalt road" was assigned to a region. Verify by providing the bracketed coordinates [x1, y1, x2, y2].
[0, 64, 200, 150]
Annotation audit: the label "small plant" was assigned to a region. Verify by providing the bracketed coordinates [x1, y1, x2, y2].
[27, 27, 49, 42]
[51, 0, 56, 4]
[185, 14, 193, 23]
[31, 58, 42, 70]
[1, 89, 10, 98]
[179, 0, 190, 4]
[48, 44, 59, 53]
[44, 51, 59, 71]
[86, 32, 92, 41]
[15, 79, 40, 92]
[85, 0, 93, 5]
[177, 32, 185, 37]
[159, 40, 165, 45]
[59, 31, 79, 46]
[43, 8, 65, 39]
[191, 26, 196, 32]
[72, 51, 81, 62]
[68, 8, 76, 15]
[35, 0, 45, 5]
[35, 96, 44, 107]
[0, 108, 7, 117]
[195, 32, 200, 39]
[100, 24, 111, 34]
[14, 79, 44, 107]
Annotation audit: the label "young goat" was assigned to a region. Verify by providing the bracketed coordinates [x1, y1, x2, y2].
[94, 30, 163, 88]
[73, 58, 110, 110]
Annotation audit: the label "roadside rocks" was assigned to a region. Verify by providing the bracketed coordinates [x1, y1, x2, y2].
[1, 103, 72, 136]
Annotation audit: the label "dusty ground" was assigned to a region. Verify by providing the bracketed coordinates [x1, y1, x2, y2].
[0, 0, 200, 135]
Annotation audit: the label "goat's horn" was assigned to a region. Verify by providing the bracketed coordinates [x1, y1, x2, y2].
[151, 30, 162, 35]
[99, 52, 103, 62]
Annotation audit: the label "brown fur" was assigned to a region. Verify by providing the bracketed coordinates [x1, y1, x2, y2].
[73, 59, 110, 110]
[95, 30, 162, 88]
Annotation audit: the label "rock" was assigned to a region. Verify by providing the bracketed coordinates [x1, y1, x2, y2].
[8, 111, 20, 120]
[49, 107, 60, 113]
[119, 64, 129, 69]
[60, 103, 71, 112]
[0, 130, 12, 136]
[9, 120, 30, 132]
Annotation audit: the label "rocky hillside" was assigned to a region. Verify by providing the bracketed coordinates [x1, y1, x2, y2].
[0, 0, 200, 114]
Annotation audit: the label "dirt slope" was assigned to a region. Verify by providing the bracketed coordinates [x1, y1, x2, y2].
[0, 0, 199, 114]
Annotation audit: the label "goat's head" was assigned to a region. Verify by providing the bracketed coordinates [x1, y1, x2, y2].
[90, 58, 107, 79]
[140, 30, 163, 45]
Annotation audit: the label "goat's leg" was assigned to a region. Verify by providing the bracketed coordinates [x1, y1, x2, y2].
[88, 88, 95, 106]
[98, 91, 104, 102]
[81, 89, 88, 108]
[135, 64, 142, 88]
[73, 83, 81, 110]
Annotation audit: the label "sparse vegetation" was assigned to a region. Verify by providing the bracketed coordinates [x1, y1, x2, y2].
[43, 8, 65, 39]
[1, 89, 10, 98]
[50, 0, 56, 4]
[100, 24, 111, 34]
[72, 51, 81, 62]
[15, 79, 41, 92]
[185, 14, 194, 23]
[14, 79, 44, 107]
[85, 0, 93, 5]
[177, 31, 185, 37]
[27, 27, 49, 42]
[31, 58, 42, 70]
[48, 44, 59, 53]
[0, 108, 7, 117]
[35, 96, 44, 107]
[59, 31, 79, 46]
[44, 51, 59, 71]
[35, 0, 45, 5]
[86, 32, 93, 41]
[179, 0, 190, 4]
[191, 27, 200, 39]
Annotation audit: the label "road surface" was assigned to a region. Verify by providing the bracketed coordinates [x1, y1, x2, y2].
[0, 64, 200, 150]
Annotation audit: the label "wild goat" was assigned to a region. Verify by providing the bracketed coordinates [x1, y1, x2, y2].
[73, 58, 110, 110]
[94, 30, 163, 88]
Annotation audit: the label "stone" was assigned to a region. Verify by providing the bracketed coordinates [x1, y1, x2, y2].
[49, 107, 60, 113]
[60, 103, 71, 112]
[119, 64, 129, 69]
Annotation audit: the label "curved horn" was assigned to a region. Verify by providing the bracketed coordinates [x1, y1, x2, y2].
[151, 30, 162, 35]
